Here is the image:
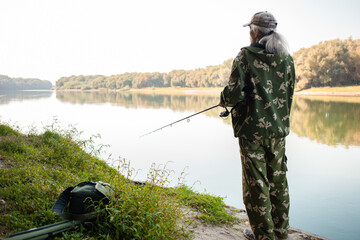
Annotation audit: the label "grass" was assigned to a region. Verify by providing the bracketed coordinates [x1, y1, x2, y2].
[169, 185, 239, 225]
[0, 122, 238, 239]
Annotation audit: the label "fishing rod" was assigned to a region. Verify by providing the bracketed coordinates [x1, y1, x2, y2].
[140, 104, 229, 137]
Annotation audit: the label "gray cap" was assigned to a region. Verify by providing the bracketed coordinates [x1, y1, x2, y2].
[243, 11, 278, 28]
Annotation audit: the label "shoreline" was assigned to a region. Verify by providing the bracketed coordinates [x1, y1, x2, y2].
[55, 86, 360, 96]
[0, 120, 333, 240]
[295, 91, 360, 96]
[187, 205, 330, 240]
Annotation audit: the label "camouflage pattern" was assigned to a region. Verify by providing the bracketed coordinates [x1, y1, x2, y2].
[220, 45, 295, 240]
[220, 46, 295, 141]
[240, 137, 289, 240]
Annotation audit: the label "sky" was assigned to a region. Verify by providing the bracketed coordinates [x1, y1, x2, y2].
[1, 0, 359, 84]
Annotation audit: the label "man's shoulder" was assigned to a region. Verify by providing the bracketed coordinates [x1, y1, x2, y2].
[239, 46, 269, 62]
[234, 46, 259, 61]
[241, 45, 265, 53]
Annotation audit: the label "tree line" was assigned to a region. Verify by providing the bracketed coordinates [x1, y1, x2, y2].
[0, 75, 53, 90]
[4, 38, 358, 91]
[56, 59, 233, 90]
[56, 38, 360, 90]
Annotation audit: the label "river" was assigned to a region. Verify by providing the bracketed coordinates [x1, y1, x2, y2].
[0, 90, 359, 240]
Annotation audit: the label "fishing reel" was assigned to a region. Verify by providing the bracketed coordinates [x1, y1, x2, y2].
[219, 107, 230, 118]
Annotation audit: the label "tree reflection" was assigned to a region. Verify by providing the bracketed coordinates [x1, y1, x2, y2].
[56, 91, 221, 117]
[0, 90, 53, 104]
[56, 91, 360, 147]
[290, 96, 360, 147]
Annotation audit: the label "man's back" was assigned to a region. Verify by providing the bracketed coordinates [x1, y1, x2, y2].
[233, 46, 295, 141]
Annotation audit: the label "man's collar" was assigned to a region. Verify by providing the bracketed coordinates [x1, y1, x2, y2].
[250, 42, 265, 49]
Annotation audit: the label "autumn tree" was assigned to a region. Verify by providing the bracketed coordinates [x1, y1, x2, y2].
[293, 38, 360, 90]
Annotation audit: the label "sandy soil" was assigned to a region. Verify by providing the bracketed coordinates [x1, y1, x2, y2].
[182, 206, 330, 240]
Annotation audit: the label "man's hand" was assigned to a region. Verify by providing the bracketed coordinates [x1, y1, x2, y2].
[219, 106, 230, 118]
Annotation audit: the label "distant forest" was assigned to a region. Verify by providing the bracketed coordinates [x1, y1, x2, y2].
[0, 75, 53, 90]
[56, 59, 233, 90]
[4, 38, 355, 91]
[55, 38, 360, 91]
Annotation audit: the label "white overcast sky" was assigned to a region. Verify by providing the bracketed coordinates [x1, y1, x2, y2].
[1, 0, 359, 84]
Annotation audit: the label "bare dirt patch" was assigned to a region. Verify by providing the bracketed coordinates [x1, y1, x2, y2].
[182, 206, 330, 240]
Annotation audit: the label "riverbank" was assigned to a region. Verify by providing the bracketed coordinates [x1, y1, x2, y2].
[0, 123, 328, 239]
[56, 85, 360, 96]
[186, 206, 330, 240]
[129, 87, 222, 95]
[295, 85, 360, 96]
[55, 87, 223, 96]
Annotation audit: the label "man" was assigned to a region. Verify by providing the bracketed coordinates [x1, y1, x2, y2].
[219, 12, 295, 240]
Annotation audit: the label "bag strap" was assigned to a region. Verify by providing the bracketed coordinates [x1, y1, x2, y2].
[58, 211, 99, 221]
[52, 186, 74, 215]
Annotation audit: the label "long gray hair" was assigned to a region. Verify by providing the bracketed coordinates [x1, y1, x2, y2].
[250, 24, 290, 55]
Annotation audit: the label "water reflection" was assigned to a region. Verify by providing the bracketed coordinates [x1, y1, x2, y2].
[56, 91, 360, 147]
[0, 90, 53, 104]
[1, 90, 359, 239]
[56, 91, 221, 118]
[291, 96, 360, 147]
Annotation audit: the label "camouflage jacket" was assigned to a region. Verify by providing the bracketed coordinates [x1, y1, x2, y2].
[220, 45, 295, 140]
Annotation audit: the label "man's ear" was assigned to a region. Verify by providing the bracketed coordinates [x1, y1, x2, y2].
[254, 29, 261, 40]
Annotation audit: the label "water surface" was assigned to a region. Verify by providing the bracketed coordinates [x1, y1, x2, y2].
[0, 90, 359, 240]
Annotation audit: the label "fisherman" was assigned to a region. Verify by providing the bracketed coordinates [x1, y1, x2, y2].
[219, 12, 295, 240]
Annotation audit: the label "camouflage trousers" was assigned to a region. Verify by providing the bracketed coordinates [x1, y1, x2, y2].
[239, 137, 290, 240]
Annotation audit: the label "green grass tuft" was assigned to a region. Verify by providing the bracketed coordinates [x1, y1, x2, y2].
[170, 185, 239, 225]
[0, 123, 238, 239]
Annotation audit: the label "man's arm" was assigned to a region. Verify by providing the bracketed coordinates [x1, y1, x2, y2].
[220, 50, 247, 107]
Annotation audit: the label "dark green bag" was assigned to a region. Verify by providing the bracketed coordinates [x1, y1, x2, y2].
[52, 181, 113, 221]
